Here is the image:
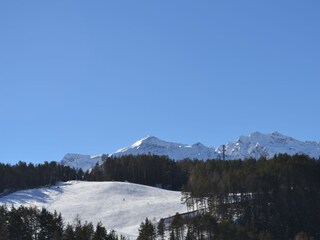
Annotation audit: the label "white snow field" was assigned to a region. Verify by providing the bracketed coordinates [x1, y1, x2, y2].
[0, 181, 187, 239]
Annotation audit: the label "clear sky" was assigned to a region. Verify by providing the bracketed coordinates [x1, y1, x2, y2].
[0, 1, 319, 164]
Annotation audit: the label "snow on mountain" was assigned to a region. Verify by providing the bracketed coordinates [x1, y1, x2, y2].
[60, 132, 320, 170]
[61, 153, 103, 171]
[112, 132, 320, 160]
[112, 136, 219, 160]
[0, 181, 186, 239]
[222, 131, 320, 160]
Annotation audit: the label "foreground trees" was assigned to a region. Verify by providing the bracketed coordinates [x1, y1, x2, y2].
[0, 206, 124, 240]
[137, 218, 156, 240]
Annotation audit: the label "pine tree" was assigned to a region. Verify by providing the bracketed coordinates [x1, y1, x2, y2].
[0, 220, 9, 240]
[157, 219, 165, 240]
[75, 221, 94, 240]
[185, 228, 194, 240]
[137, 218, 155, 240]
[93, 222, 107, 240]
[63, 224, 75, 240]
[169, 230, 175, 240]
[170, 213, 184, 240]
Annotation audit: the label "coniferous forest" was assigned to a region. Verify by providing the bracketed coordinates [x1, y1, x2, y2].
[0, 205, 123, 240]
[1, 154, 320, 239]
[0, 161, 83, 194]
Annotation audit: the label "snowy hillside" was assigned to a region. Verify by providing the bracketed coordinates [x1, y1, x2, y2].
[0, 181, 186, 239]
[113, 136, 219, 160]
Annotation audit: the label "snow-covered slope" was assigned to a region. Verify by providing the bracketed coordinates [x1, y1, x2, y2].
[113, 136, 218, 160]
[61, 153, 103, 171]
[0, 181, 186, 239]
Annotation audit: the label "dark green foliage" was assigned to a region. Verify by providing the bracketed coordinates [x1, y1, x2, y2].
[93, 222, 108, 240]
[137, 218, 156, 240]
[74, 220, 94, 240]
[0, 206, 123, 240]
[157, 219, 165, 240]
[86, 155, 187, 190]
[0, 207, 8, 240]
[0, 161, 82, 194]
[63, 224, 75, 240]
[38, 208, 64, 240]
[170, 213, 185, 239]
[181, 154, 320, 239]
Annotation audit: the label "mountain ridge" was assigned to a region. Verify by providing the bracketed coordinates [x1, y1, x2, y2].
[61, 132, 320, 170]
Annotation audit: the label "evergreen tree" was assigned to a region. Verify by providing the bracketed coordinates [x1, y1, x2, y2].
[75, 220, 94, 240]
[137, 218, 155, 240]
[63, 224, 75, 240]
[93, 222, 108, 240]
[157, 219, 165, 240]
[170, 213, 184, 240]
[0, 211, 9, 240]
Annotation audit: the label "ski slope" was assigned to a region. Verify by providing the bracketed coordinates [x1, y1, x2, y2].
[0, 181, 187, 239]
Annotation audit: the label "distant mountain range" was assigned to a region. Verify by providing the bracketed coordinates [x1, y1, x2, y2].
[61, 132, 320, 171]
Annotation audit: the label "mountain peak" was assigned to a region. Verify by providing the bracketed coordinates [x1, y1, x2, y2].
[271, 131, 283, 136]
[113, 136, 218, 160]
[113, 132, 320, 160]
[60, 131, 320, 170]
[249, 131, 263, 137]
[132, 136, 163, 147]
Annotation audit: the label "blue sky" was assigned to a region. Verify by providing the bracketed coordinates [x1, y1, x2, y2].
[1, 1, 319, 164]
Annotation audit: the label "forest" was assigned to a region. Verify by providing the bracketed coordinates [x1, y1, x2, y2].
[1, 154, 320, 239]
[135, 154, 320, 239]
[0, 205, 124, 240]
[0, 161, 83, 194]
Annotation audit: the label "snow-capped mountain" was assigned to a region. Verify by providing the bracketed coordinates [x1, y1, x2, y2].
[60, 132, 320, 170]
[113, 132, 320, 160]
[113, 136, 219, 160]
[61, 153, 103, 171]
[222, 131, 320, 160]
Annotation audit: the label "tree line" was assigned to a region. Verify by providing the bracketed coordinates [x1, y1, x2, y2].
[0, 205, 125, 240]
[85, 155, 187, 190]
[0, 161, 83, 194]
